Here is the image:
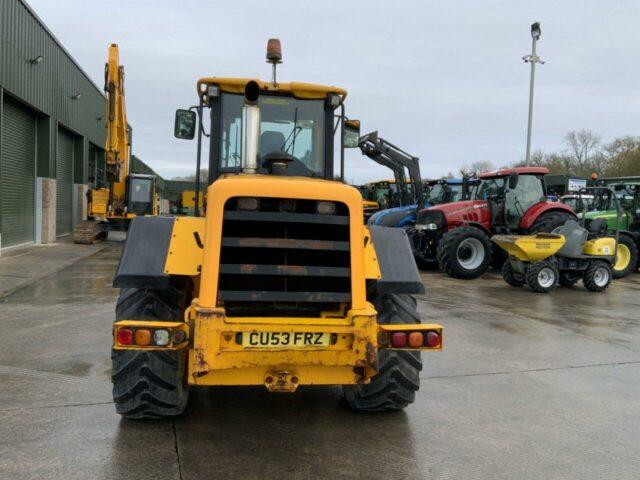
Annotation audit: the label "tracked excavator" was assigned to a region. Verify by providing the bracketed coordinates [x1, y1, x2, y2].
[73, 44, 157, 244]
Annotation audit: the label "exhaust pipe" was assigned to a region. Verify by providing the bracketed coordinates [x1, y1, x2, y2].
[241, 81, 260, 174]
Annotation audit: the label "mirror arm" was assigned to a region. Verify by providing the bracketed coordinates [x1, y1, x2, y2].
[339, 103, 345, 182]
[191, 103, 204, 217]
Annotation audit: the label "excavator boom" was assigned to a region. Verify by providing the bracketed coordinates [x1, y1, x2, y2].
[105, 44, 129, 185]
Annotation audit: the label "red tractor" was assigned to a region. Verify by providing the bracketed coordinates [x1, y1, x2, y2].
[412, 167, 576, 279]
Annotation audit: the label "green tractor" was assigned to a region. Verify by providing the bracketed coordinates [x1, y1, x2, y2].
[580, 181, 640, 278]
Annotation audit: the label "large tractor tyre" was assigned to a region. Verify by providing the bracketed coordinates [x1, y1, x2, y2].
[529, 210, 575, 234]
[583, 261, 613, 292]
[525, 260, 559, 293]
[502, 261, 525, 287]
[559, 272, 579, 287]
[112, 282, 189, 419]
[612, 234, 638, 279]
[436, 227, 492, 279]
[343, 293, 422, 412]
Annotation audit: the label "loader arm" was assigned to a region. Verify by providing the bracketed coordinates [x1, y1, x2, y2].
[358, 131, 424, 209]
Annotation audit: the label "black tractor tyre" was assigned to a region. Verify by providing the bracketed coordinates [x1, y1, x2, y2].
[343, 293, 422, 412]
[436, 227, 492, 279]
[525, 260, 559, 293]
[502, 261, 525, 287]
[112, 282, 189, 419]
[491, 244, 509, 271]
[612, 234, 638, 279]
[559, 272, 579, 287]
[528, 210, 575, 234]
[583, 261, 613, 292]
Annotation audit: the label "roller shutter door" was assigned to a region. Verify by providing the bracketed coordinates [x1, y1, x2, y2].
[0, 97, 36, 248]
[56, 128, 74, 236]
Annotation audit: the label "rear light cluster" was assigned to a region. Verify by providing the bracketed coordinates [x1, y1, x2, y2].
[116, 327, 187, 347]
[380, 330, 441, 349]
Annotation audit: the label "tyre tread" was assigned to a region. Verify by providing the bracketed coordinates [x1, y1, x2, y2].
[112, 283, 189, 419]
[344, 293, 422, 412]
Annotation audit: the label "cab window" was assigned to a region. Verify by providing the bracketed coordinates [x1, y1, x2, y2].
[615, 186, 635, 210]
[504, 175, 544, 228]
[475, 178, 505, 200]
[219, 93, 326, 176]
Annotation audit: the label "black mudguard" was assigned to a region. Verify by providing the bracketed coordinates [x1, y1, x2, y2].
[369, 226, 425, 295]
[112, 217, 175, 288]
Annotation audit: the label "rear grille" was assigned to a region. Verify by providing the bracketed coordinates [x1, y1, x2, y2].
[218, 197, 351, 317]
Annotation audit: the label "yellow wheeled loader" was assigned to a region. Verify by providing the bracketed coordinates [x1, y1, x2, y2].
[110, 39, 443, 419]
[492, 187, 622, 293]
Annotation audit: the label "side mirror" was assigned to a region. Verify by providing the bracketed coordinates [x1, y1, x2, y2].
[507, 172, 519, 190]
[174, 109, 196, 140]
[343, 119, 361, 148]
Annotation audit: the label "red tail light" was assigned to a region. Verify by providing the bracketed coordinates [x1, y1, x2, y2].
[425, 331, 441, 348]
[391, 332, 407, 348]
[117, 328, 134, 345]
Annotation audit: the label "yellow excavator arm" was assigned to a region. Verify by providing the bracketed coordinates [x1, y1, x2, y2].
[104, 44, 129, 187]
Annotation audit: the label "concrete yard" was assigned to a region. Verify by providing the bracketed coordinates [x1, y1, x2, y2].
[0, 239, 638, 480]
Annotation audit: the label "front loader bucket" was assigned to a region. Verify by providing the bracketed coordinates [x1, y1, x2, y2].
[492, 233, 566, 262]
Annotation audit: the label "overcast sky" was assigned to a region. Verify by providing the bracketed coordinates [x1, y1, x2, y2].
[28, 0, 640, 184]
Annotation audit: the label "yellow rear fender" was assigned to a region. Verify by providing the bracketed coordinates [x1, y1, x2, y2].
[112, 216, 204, 288]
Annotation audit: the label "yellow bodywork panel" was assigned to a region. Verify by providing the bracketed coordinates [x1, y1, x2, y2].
[583, 237, 616, 256]
[492, 233, 566, 262]
[197, 77, 347, 101]
[363, 200, 379, 211]
[181, 190, 205, 209]
[364, 227, 382, 280]
[187, 303, 379, 387]
[89, 188, 110, 216]
[164, 217, 206, 276]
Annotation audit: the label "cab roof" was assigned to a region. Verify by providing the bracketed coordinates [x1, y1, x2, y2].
[197, 77, 347, 101]
[479, 166, 548, 178]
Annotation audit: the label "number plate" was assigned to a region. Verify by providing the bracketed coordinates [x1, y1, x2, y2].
[242, 332, 330, 348]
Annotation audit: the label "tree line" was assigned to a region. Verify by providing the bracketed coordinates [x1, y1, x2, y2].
[457, 130, 640, 179]
[171, 130, 639, 182]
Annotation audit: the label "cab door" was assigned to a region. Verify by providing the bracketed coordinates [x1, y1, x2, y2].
[505, 175, 545, 230]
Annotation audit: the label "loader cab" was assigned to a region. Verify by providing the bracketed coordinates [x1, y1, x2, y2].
[126, 174, 155, 216]
[173, 79, 352, 184]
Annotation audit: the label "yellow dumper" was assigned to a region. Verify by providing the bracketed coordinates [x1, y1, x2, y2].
[493, 219, 618, 293]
